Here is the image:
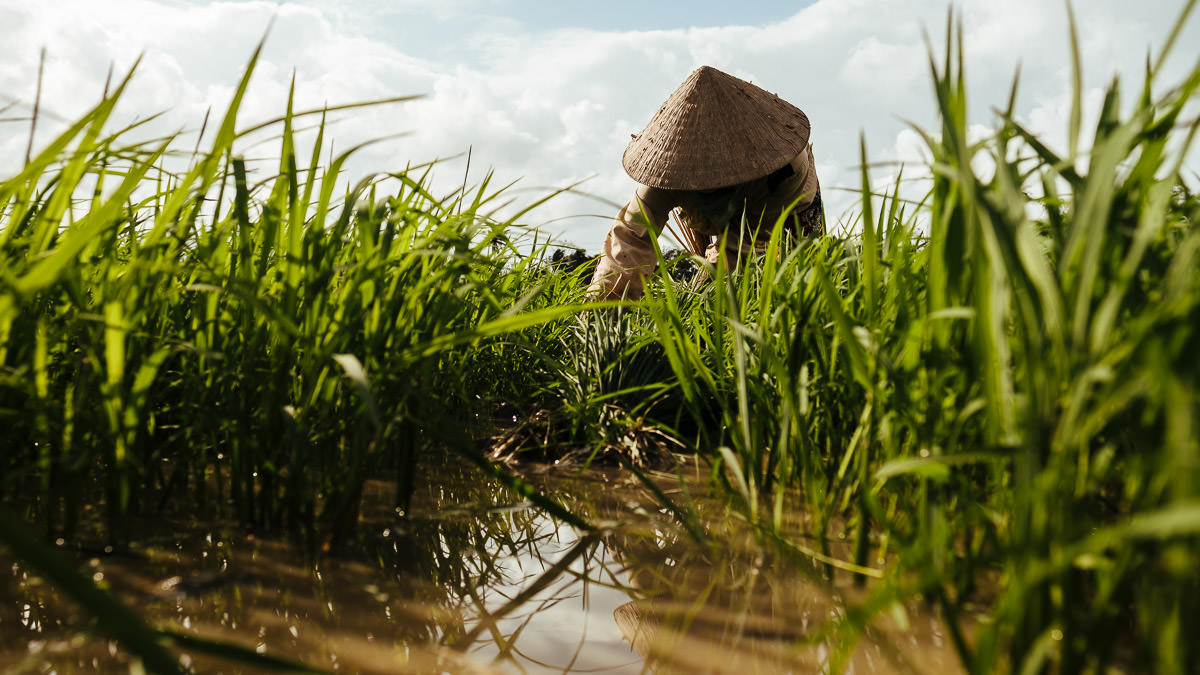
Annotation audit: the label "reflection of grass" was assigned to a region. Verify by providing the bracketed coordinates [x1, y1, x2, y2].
[604, 7, 1200, 673]
[0, 39, 590, 671]
[4, 5, 1200, 673]
[1, 458, 585, 673]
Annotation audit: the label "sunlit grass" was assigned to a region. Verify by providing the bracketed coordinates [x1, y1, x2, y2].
[4, 5, 1200, 674]
[1, 37, 605, 672]
[591, 5, 1200, 673]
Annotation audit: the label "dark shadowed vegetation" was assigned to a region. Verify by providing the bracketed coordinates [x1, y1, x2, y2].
[3, 5, 1200, 673]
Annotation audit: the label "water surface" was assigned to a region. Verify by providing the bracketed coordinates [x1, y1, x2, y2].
[1, 459, 966, 673]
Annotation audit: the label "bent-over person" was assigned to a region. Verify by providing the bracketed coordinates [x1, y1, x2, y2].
[590, 66, 824, 300]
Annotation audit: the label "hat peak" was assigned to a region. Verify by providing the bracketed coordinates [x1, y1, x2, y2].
[621, 65, 811, 191]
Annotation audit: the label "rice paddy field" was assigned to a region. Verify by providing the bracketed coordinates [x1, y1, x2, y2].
[3, 8, 1200, 675]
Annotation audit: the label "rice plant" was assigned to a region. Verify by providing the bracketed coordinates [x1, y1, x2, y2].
[603, 5, 1200, 673]
[0, 31, 593, 592]
[4, 5, 1200, 674]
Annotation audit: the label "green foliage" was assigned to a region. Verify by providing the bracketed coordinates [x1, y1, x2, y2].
[0, 50, 583, 551]
[586, 5, 1200, 673]
[5, 6, 1200, 673]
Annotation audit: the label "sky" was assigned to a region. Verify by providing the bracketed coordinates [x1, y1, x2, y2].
[2, 0, 1198, 251]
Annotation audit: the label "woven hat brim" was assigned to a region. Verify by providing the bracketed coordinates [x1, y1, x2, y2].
[622, 66, 810, 192]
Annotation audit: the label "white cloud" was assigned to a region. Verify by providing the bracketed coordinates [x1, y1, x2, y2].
[2, 0, 1198, 251]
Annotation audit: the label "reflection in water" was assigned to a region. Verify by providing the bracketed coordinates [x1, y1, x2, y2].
[603, 524, 965, 674]
[1, 460, 967, 674]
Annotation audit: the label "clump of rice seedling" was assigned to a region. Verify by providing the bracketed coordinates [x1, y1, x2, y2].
[488, 311, 685, 470]
[607, 5, 1200, 673]
[0, 43, 586, 549]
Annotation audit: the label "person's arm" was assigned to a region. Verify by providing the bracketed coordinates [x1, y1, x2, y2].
[588, 185, 675, 300]
[793, 144, 824, 234]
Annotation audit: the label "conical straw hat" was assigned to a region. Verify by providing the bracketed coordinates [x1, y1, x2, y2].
[622, 66, 810, 191]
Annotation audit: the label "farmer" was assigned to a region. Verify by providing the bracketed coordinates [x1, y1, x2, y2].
[589, 65, 823, 300]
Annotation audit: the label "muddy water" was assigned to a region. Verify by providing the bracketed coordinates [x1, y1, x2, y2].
[1, 459, 966, 674]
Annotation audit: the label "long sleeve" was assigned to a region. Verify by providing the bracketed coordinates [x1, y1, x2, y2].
[589, 146, 823, 299]
[588, 186, 677, 300]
